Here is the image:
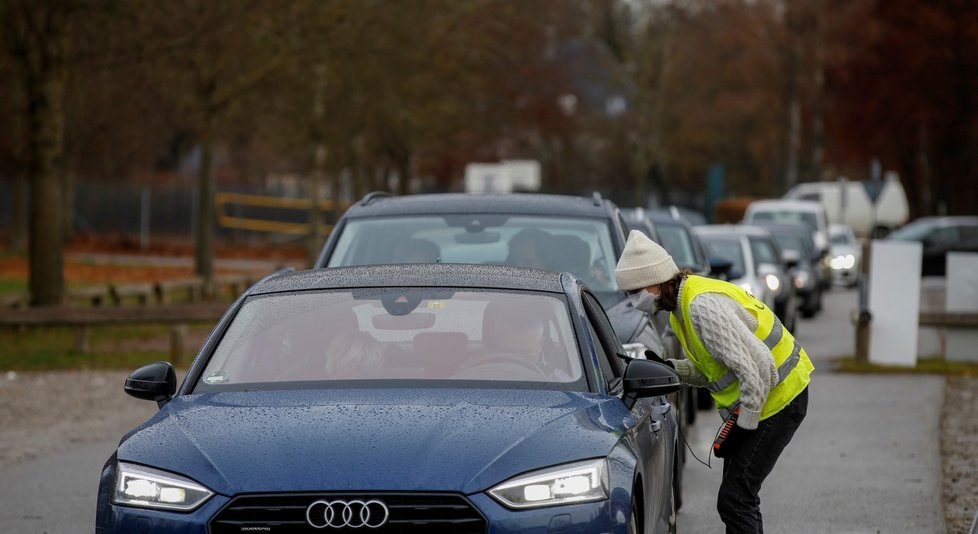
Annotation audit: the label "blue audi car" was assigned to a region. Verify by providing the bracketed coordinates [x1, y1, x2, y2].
[97, 264, 680, 533]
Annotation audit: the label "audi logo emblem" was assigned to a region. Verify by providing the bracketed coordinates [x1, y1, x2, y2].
[305, 499, 389, 529]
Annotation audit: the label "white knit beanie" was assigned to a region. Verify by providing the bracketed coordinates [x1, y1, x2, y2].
[615, 230, 680, 291]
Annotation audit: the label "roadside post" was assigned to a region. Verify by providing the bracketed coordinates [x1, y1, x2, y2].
[866, 240, 922, 366]
[853, 242, 871, 363]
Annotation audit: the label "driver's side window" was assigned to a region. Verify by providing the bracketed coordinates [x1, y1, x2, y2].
[581, 292, 624, 386]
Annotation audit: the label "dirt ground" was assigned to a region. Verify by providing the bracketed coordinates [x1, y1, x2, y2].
[0, 370, 975, 530]
[942, 376, 978, 533]
[0, 237, 307, 285]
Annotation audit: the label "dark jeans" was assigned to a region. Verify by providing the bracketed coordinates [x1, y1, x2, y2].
[717, 387, 809, 534]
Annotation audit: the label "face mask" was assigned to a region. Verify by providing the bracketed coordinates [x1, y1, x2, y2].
[628, 289, 658, 315]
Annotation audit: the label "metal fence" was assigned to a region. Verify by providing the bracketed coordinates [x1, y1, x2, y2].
[0, 181, 349, 245]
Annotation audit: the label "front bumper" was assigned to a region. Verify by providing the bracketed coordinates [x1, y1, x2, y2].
[97, 496, 631, 534]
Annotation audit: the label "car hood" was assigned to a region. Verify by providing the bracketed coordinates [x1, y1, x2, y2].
[830, 244, 860, 257]
[116, 388, 631, 496]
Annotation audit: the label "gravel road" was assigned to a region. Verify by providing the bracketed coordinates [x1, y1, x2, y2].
[0, 371, 975, 531]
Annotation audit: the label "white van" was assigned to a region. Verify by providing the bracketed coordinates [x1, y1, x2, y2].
[782, 175, 909, 238]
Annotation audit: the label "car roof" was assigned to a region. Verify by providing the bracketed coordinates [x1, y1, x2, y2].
[695, 224, 771, 238]
[746, 221, 811, 236]
[911, 216, 978, 226]
[746, 199, 824, 212]
[648, 211, 693, 228]
[341, 192, 618, 219]
[250, 264, 571, 295]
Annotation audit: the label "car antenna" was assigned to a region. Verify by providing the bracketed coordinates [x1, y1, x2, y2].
[591, 192, 603, 206]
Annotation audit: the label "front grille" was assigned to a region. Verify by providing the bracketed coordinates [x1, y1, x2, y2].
[209, 492, 487, 534]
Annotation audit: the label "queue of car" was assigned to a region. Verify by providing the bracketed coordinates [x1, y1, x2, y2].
[98, 192, 688, 533]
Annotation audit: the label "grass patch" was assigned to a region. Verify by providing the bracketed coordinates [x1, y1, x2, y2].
[0, 278, 27, 296]
[833, 356, 978, 377]
[0, 323, 213, 371]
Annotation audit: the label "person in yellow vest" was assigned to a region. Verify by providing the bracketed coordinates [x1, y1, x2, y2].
[615, 230, 813, 533]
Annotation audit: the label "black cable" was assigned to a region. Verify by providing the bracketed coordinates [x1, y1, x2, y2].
[675, 401, 713, 469]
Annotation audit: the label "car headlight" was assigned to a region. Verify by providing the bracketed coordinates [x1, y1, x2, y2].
[488, 458, 608, 509]
[765, 274, 780, 292]
[113, 462, 214, 512]
[794, 271, 810, 289]
[830, 254, 856, 270]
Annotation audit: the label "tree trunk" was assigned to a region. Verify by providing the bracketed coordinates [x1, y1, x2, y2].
[307, 144, 326, 267]
[62, 168, 74, 244]
[810, 3, 826, 182]
[194, 127, 215, 288]
[25, 18, 68, 307]
[307, 65, 327, 266]
[395, 152, 411, 196]
[12, 175, 28, 252]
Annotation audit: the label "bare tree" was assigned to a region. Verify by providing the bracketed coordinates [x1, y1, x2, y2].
[1, 0, 74, 306]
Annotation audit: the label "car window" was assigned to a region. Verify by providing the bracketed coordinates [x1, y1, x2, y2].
[749, 210, 818, 232]
[958, 224, 978, 244]
[701, 236, 746, 275]
[327, 215, 619, 292]
[830, 232, 852, 246]
[657, 223, 697, 268]
[749, 236, 780, 268]
[774, 233, 805, 255]
[889, 219, 939, 241]
[194, 289, 585, 391]
[931, 226, 959, 244]
[581, 292, 624, 387]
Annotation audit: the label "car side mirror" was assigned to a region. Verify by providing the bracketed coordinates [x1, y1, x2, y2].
[125, 361, 177, 408]
[622, 359, 681, 409]
[709, 256, 733, 276]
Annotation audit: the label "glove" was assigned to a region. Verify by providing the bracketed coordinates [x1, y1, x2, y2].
[644, 349, 674, 369]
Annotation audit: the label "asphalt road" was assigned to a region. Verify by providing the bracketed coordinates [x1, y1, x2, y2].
[0, 287, 948, 533]
[677, 287, 947, 533]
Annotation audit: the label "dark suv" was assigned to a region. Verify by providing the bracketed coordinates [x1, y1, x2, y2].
[316, 191, 687, 506]
[316, 192, 668, 352]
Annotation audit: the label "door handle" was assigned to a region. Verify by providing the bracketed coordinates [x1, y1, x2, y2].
[650, 419, 662, 433]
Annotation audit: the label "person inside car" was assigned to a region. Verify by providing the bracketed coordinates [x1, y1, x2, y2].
[324, 330, 385, 380]
[391, 237, 441, 264]
[506, 228, 554, 269]
[477, 299, 572, 381]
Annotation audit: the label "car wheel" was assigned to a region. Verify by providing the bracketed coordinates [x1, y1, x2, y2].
[697, 388, 713, 410]
[673, 447, 684, 512]
[801, 291, 818, 318]
[667, 482, 678, 534]
[629, 495, 642, 534]
[685, 386, 697, 425]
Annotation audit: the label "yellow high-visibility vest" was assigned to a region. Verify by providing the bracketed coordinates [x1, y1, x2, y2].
[669, 275, 813, 420]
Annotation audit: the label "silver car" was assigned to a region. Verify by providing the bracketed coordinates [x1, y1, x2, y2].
[829, 224, 862, 287]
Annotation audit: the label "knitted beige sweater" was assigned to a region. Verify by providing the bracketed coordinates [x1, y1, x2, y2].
[667, 279, 780, 430]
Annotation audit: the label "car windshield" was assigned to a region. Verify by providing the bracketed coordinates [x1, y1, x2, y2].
[327, 215, 619, 292]
[656, 223, 698, 268]
[749, 210, 818, 231]
[773, 233, 805, 255]
[194, 288, 585, 391]
[830, 231, 854, 246]
[748, 237, 780, 270]
[701, 236, 746, 275]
